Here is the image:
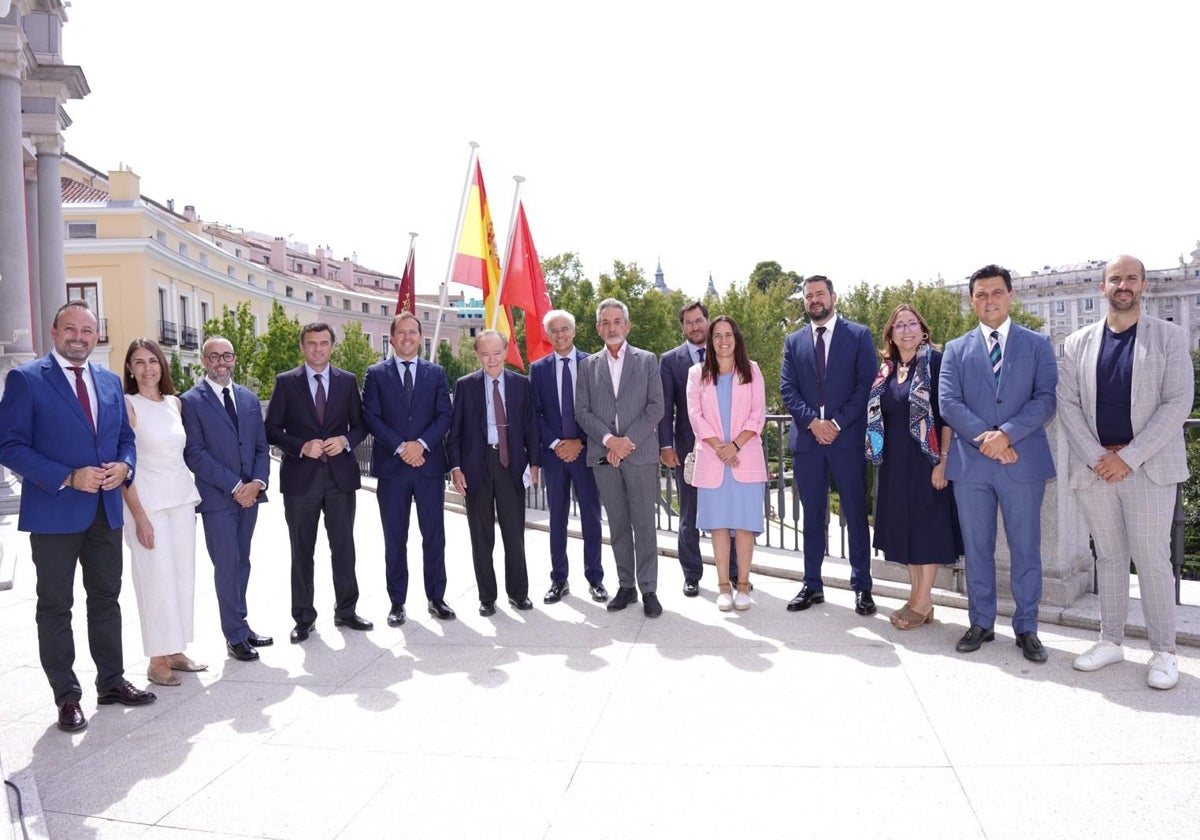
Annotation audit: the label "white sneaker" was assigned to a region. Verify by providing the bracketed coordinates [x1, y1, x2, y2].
[716, 592, 733, 611]
[1072, 640, 1124, 672]
[1146, 652, 1179, 690]
[733, 590, 752, 611]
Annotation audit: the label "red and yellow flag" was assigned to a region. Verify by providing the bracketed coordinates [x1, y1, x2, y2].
[450, 161, 523, 369]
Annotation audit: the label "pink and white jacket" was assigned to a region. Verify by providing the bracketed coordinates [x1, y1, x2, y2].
[685, 361, 768, 489]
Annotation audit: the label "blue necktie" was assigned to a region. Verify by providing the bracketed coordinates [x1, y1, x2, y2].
[560, 357, 578, 439]
[989, 331, 1002, 384]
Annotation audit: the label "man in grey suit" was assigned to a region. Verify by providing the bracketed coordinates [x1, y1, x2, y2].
[575, 298, 665, 617]
[1058, 254, 1192, 690]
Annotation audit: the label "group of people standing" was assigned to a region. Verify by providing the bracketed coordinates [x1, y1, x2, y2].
[0, 252, 1188, 733]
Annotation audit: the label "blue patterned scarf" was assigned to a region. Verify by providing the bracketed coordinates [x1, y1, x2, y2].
[865, 342, 940, 466]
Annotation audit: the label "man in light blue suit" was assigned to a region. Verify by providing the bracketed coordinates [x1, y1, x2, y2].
[181, 336, 273, 663]
[939, 264, 1057, 663]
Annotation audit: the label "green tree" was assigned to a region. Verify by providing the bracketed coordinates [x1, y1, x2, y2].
[168, 348, 189, 391]
[437, 340, 479, 392]
[748, 260, 803, 296]
[201, 300, 259, 390]
[717, 273, 803, 412]
[542, 252, 597, 342]
[330, 321, 380, 384]
[251, 301, 303, 398]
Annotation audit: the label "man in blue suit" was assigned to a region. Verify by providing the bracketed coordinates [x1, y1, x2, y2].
[0, 300, 154, 732]
[939, 264, 1057, 663]
[530, 310, 607, 604]
[362, 312, 456, 626]
[181, 336, 273, 663]
[449, 330, 540, 615]
[659, 300, 738, 596]
[781, 275, 878, 616]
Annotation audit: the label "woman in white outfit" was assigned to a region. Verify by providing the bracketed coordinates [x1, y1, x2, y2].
[121, 339, 204, 686]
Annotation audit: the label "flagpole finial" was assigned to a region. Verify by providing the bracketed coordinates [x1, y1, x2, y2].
[468, 140, 480, 149]
[513, 175, 526, 184]
[408, 232, 418, 240]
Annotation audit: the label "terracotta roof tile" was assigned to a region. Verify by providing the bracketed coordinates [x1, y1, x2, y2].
[61, 177, 108, 203]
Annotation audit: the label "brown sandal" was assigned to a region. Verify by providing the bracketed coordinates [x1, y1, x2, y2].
[893, 606, 934, 631]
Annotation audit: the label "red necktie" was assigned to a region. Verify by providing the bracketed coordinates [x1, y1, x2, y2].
[68, 366, 95, 434]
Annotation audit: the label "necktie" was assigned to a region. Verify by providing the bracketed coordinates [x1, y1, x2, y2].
[314, 373, 327, 425]
[402, 361, 414, 400]
[67, 366, 95, 434]
[697, 348, 705, 363]
[815, 326, 827, 411]
[493, 377, 510, 468]
[989, 330, 1002, 384]
[560, 357, 578, 439]
[222, 386, 238, 428]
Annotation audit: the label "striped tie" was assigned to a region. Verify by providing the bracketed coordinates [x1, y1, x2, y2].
[989, 330, 1002, 384]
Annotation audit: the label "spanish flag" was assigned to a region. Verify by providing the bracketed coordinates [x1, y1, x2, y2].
[450, 161, 523, 369]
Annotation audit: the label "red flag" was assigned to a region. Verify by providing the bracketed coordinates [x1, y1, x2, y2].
[450, 161, 522, 369]
[397, 243, 415, 314]
[499, 202, 553, 363]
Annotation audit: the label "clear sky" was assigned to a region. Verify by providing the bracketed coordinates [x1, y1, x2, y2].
[61, 0, 1200, 300]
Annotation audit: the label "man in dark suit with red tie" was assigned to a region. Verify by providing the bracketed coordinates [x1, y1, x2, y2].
[449, 330, 540, 616]
[266, 322, 372, 644]
[530, 310, 607, 603]
[362, 312, 456, 626]
[0, 300, 154, 732]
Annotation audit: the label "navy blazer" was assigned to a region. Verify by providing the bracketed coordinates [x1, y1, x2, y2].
[448, 369, 540, 487]
[180, 380, 271, 513]
[781, 317, 877, 452]
[265, 365, 366, 494]
[0, 355, 135, 533]
[361, 355, 451, 479]
[657, 341, 700, 455]
[530, 349, 590, 451]
[939, 323, 1057, 483]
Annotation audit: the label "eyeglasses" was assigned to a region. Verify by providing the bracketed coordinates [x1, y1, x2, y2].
[892, 322, 922, 333]
[204, 352, 236, 362]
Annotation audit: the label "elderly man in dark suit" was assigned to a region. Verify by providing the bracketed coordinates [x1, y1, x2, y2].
[449, 330, 540, 616]
[576, 298, 665, 617]
[181, 336, 273, 663]
[659, 300, 739, 596]
[530, 309, 607, 603]
[940, 264, 1057, 663]
[362, 312, 456, 626]
[781, 275, 878, 617]
[0, 299, 154, 732]
[266, 322, 371, 644]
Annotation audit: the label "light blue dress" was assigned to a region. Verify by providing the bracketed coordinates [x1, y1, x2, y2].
[695, 372, 765, 534]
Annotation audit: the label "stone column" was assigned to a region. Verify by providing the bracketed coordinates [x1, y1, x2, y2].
[35, 136, 63, 353]
[24, 160, 41, 349]
[0, 63, 33, 353]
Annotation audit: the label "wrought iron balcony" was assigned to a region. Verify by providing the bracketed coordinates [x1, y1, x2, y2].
[159, 320, 178, 346]
[180, 325, 199, 349]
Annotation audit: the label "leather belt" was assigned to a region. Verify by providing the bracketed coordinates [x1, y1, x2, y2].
[1102, 444, 1129, 452]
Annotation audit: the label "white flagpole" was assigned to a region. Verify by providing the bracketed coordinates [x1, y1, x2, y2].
[490, 175, 525, 331]
[430, 141, 479, 359]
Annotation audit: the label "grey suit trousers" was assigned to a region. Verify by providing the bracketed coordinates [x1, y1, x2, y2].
[1076, 470, 1177, 652]
[593, 461, 659, 593]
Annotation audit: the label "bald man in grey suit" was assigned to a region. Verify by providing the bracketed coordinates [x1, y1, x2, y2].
[575, 298, 665, 617]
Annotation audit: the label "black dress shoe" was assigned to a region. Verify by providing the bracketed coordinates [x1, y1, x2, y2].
[606, 586, 638, 611]
[508, 596, 534, 610]
[955, 625, 996, 653]
[682, 580, 700, 597]
[479, 601, 496, 617]
[246, 630, 274, 647]
[1015, 631, 1048, 663]
[786, 586, 824, 612]
[57, 700, 87, 732]
[643, 592, 663, 618]
[227, 640, 260, 661]
[97, 680, 157, 706]
[588, 583, 609, 602]
[855, 591, 877, 616]
[334, 614, 374, 631]
[290, 621, 316, 644]
[428, 599, 456, 620]
[544, 582, 569, 603]
[387, 604, 407, 627]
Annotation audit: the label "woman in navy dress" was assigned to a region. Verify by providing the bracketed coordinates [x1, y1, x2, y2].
[866, 305, 962, 630]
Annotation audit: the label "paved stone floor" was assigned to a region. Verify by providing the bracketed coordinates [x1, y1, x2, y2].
[2, 463, 1198, 839]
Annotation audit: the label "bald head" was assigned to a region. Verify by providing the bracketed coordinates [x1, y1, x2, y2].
[1104, 254, 1145, 283]
[1101, 254, 1147, 320]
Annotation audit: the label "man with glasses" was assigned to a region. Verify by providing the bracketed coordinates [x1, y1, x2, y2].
[181, 336, 273, 662]
[660, 301, 739, 596]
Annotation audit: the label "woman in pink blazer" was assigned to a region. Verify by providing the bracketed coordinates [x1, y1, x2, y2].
[686, 316, 768, 611]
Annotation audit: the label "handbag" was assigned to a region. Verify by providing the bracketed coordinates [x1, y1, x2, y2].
[683, 450, 696, 485]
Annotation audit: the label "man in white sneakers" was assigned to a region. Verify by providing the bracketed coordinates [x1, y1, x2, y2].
[1057, 254, 1192, 689]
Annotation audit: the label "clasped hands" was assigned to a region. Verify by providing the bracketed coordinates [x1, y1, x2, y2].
[1093, 451, 1131, 483]
[809, 418, 839, 446]
[301, 436, 349, 459]
[397, 440, 426, 468]
[69, 461, 129, 494]
[710, 439, 741, 467]
[554, 438, 584, 463]
[974, 430, 1018, 465]
[605, 436, 635, 467]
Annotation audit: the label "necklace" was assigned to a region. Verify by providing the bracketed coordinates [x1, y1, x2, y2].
[896, 358, 913, 384]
